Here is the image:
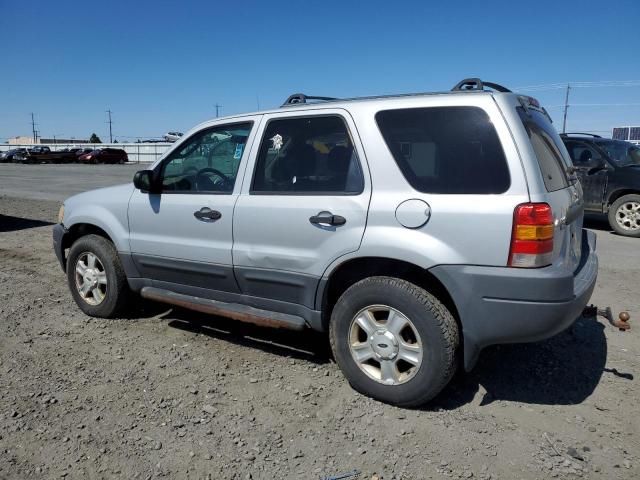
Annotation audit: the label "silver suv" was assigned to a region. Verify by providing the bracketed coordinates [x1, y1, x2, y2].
[53, 78, 597, 407]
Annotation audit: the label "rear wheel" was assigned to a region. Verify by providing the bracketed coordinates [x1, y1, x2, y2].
[608, 194, 640, 237]
[329, 276, 459, 407]
[67, 234, 131, 317]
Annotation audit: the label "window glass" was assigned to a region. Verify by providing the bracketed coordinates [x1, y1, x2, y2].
[251, 116, 363, 194]
[376, 107, 510, 194]
[595, 139, 640, 167]
[517, 107, 571, 191]
[160, 123, 252, 193]
[564, 140, 604, 165]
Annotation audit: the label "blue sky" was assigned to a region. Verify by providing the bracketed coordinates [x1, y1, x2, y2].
[1, 0, 639, 142]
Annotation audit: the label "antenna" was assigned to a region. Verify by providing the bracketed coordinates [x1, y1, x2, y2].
[215, 104, 222, 118]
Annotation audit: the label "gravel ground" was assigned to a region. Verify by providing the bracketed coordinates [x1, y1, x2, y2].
[0, 186, 638, 479]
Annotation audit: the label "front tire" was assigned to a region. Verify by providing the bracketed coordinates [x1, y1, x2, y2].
[329, 276, 459, 407]
[608, 194, 640, 237]
[66, 234, 131, 318]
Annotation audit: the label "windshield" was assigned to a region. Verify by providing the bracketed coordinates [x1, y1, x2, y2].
[595, 140, 640, 167]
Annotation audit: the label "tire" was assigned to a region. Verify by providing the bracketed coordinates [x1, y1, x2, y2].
[66, 234, 131, 318]
[608, 194, 640, 238]
[329, 276, 459, 407]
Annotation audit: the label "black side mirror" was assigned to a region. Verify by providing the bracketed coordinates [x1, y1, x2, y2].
[133, 170, 158, 193]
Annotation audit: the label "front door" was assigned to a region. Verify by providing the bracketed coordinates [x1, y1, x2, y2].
[128, 118, 259, 292]
[232, 110, 370, 308]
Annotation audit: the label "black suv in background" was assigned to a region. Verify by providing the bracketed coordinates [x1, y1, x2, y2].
[561, 133, 640, 237]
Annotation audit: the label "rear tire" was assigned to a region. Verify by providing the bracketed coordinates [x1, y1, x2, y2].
[66, 234, 131, 318]
[608, 194, 640, 237]
[329, 276, 459, 407]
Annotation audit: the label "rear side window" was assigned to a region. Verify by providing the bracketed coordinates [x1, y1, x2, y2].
[376, 107, 510, 194]
[517, 107, 570, 192]
[251, 115, 364, 194]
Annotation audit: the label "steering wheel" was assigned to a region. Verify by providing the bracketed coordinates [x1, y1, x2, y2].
[195, 167, 231, 191]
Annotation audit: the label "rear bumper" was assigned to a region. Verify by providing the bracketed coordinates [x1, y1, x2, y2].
[431, 229, 598, 371]
[52, 223, 68, 271]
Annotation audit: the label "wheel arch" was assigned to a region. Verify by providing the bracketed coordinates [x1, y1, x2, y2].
[606, 189, 640, 209]
[59, 223, 117, 271]
[318, 256, 460, 333]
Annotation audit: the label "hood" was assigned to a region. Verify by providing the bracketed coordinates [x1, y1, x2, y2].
[64, 182, 135, 211]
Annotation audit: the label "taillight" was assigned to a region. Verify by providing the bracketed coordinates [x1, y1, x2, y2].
[508, 203, 554, 268]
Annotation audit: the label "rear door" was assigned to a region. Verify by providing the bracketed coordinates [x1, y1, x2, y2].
[516, 107, 583, 271]
[232, 110, 370, 308]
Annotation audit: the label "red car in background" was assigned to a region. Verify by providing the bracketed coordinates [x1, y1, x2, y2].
[77, 148, 128, 164]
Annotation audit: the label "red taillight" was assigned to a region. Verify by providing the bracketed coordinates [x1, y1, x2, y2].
[508, 203, 554, 268]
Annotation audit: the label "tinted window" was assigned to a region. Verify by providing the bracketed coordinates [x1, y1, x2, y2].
[376, 107, 510, 194]
[160, 122, 252, 193]
[564, 140, 605, 165]
[595, 139, 640, 167]
[252, 115, 363, 194]
[517, 107, 571, 191]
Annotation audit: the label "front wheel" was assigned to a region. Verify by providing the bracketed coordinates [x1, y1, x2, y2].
[608, 194, 640, 237]
[66, 234, 131, 317]
[329, 276, 459, 407]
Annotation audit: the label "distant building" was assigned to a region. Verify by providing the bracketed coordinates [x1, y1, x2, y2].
[6, 135, 90, 145]
[612, 127, 640, 145]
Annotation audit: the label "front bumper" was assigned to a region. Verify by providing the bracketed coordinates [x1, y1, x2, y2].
[52, 223, 68, 271]
[431, 229, 598, 371]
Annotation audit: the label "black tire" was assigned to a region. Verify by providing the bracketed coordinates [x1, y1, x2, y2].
[66, 234, 131, 318]
[608, 194, 640, 238]
[329, 276, 459, 407]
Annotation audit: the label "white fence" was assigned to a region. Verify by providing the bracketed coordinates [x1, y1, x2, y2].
[0, 143, 172, 163]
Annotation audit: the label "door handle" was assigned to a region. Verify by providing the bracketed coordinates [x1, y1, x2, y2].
[309, 213, 346, 226]
[194, 207, 222, 221]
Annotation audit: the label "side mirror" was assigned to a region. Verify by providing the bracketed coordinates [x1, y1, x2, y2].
[133, 170, 157, 193]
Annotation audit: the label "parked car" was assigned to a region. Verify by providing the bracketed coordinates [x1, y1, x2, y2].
[13, 147, 73, 164]
[53, 78, 596, 407]
[561, 133, 640, 237]
[163, 131, 184, 142]
[0, 148, 27, 162]
[77, 148, 128, 164]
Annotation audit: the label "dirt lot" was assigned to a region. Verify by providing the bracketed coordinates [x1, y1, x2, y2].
[0, 166, 638, 479]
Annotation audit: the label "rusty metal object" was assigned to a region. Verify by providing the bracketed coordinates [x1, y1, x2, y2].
[140, 286, 306, 331]
[583, 304, 631, 331]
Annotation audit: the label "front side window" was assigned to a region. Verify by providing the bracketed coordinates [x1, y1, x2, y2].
[160, 122, 252, 193]
[376, 106, 510, 194]
[595, 139, 640, 167]
[251, 115, 364, 194]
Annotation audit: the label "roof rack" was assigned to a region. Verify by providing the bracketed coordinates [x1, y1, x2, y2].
[451, 78, 511, 93]
[559, 132, 602, 138]
[281, 93, 339, 107]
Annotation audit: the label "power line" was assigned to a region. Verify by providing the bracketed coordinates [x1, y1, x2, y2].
[516, 80, 640, 92]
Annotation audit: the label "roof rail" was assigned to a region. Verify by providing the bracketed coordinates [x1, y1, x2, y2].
[451, 78, 512, 93]
[281, 93, 339, 107]
[559, 132, 602, 138]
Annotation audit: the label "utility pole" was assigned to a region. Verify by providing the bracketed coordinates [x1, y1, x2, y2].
[215, 104, 222, 118]
[31, 113, 37, 143]
[562, 84, 571, 134]
[106, 110, 113, 143]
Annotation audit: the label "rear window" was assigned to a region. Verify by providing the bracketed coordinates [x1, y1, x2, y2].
[376, 106, 510, 194]
[517, 107, 571, 192]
